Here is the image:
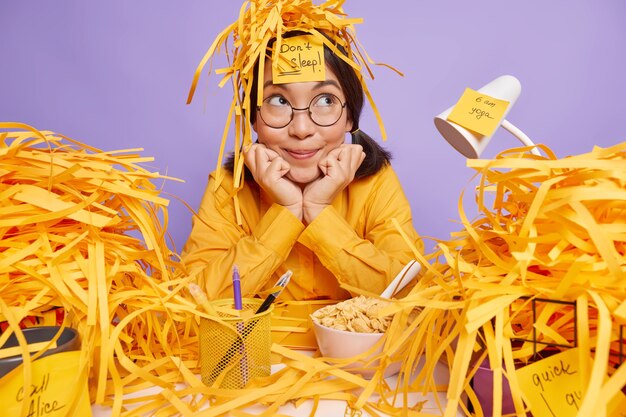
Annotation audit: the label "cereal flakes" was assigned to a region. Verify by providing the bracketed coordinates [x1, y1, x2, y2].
[311, 295, 392, 333]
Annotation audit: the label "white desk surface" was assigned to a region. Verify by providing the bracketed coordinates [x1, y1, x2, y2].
[91, 358, 464, 417]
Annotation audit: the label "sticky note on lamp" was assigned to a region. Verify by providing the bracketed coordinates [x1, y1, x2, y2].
[272, 34, 326, 84]
[447, 88, 509, 137]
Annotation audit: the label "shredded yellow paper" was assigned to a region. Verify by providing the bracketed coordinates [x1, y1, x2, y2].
[0, 123, 201, 416]
[3, 122, 624, 417]
[0, 123, 420, 417]
[381, 143, 626, 417]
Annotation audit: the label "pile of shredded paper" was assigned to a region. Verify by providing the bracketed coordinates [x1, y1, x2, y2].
[0, 124, 202, 415]
[2, 123, 625, 417]
[384, 143, 626, 416]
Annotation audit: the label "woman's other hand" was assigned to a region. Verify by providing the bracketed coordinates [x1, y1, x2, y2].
[302, 144, 365, 223]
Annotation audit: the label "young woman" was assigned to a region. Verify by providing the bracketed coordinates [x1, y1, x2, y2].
[183, 2, 422, 301]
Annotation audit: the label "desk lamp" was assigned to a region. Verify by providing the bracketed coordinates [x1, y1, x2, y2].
[434, 75, 541, 158]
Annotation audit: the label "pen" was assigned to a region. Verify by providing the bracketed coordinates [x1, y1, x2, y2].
[255, 270, 292, 314]
[188, 282, 218, 316]
[232, 265, 242, 311]
[232, 265, 248, 385]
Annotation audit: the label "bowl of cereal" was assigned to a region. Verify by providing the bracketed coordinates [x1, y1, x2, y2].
[310, 295, 399, 378]
[310, 261, 421, 378]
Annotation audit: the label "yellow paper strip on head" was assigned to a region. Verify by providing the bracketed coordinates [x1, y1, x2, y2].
[187, 0, 401, 223]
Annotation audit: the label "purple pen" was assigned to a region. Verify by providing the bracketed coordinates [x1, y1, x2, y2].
[232, 265, 242, 311]
[231, 265, 248, 385]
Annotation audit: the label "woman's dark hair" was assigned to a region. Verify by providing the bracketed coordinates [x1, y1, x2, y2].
[225, 31, 391, 178]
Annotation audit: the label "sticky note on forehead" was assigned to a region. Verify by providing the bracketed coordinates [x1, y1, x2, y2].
[272, 34, 326, 84]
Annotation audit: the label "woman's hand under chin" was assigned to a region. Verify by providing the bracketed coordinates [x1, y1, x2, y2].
[243, 143, 303, 220]
[302, 144, 365, 224]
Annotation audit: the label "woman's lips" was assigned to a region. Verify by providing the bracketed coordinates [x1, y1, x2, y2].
[285, 149, 319, 160]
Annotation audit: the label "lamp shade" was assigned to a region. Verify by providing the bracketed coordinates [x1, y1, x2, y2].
[434, 75, 522, 158]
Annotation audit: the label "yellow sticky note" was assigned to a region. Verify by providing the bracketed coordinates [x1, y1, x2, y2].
[271, 300, 336, 350]
[272, 34, 326, 84]
[0, 350, 92, 417]
[447, 87, 509, 137]
[516, 348, 626, 417]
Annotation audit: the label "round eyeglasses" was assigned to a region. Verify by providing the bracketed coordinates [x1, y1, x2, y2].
[257, 93, 347, 129]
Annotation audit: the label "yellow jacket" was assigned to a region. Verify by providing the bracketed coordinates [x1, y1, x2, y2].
[182, 164, 422, 301]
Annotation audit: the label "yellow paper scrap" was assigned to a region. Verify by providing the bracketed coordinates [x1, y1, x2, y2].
[12, 185, 114, 228]
[0, 351, 91, 417]
[0, 341, 57, 360]
[614, 300, 626, 323]
[272, 34, 326, 84]
[447, 87, 509, 137]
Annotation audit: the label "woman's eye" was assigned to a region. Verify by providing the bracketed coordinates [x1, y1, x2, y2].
[266, 96, 289, 106]
[313, 94, 338, 107]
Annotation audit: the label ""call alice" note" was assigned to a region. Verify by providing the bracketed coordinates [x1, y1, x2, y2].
[0, 350, 91, 417]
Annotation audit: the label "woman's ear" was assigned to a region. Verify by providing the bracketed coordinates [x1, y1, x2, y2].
[345, 110, 354, 133]
[345, 118, 353, 133]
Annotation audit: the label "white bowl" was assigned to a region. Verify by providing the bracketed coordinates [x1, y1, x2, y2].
[311, 319, 400, 379]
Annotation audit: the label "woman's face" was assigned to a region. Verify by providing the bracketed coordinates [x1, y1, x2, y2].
[253, 60, 353, 186]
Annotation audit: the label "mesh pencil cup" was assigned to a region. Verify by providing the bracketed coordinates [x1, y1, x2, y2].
[199, 298, 273, 389]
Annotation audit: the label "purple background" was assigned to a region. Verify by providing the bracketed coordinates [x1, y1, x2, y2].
[2, 1, 625, 253]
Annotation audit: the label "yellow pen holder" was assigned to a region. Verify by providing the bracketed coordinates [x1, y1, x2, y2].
[199, 298, 272, 389]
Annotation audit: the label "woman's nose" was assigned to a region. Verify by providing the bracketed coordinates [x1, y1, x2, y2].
[288, 109, 316, 139]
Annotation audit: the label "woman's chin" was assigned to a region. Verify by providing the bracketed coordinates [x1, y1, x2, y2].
[287, 168, 321, 186]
